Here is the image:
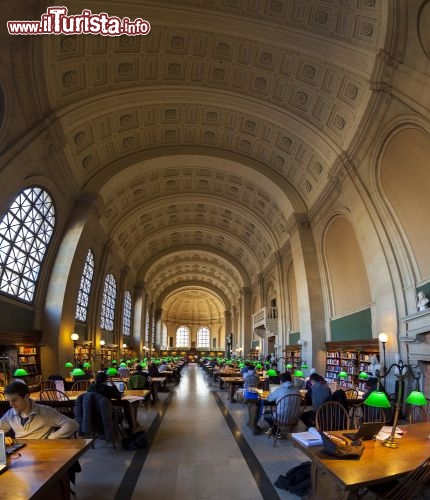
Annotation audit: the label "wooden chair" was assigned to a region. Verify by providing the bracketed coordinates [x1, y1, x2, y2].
[71, 379, 90, 391]
[40, 379, 56, 390]
[0, 391, 6, 401]
[353, 402, 388, 427]
[365, 456, 430, 499]
[408, 405, 428, 424]
[39, 389, 74, 417]
[344, 388, 359, 400]
[315, 401, 350, 432]
[271, 394, 304, 446]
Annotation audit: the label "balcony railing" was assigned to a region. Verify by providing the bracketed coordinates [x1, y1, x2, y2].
[252, 307, 278, 336]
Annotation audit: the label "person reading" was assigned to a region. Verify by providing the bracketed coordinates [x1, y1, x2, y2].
[0, 381, 78, 446]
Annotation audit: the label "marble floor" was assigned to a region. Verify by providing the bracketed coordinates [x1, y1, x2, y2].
[74, 364, 308, 500]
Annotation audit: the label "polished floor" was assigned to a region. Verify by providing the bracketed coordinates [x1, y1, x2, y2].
[75, 364, 307, 500]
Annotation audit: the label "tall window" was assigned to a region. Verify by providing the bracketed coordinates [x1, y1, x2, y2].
[176, 326, 190, 347]
[197, 326, 210, 348]
[100, 273, 116, 331]
[75, 249, 95, 322]
[122, 290, 132, 336]
[145, 310, 150, 344]
[0, 186, 55, 302]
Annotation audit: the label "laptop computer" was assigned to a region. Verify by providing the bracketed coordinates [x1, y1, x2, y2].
[113, 381, 125, 394]
[0, 430, 7, 474]
[343, 421, 385, 441]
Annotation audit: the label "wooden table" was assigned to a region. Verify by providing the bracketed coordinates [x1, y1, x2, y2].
[292, 422, 430, 499]
[220, 377, 244, 401]
[0, 438, 92, 499]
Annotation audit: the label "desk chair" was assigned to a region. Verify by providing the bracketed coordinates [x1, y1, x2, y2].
[0, 391, 6, 401]
[353, 402, 388, 428]
[71, 379, 90, 391]
[39, 389, 74, 418]
[315, 401, 350, 432]
[408, 405, 428, 424]
[40, 379, 56, 390]
[363, 456, 430, 499]
[271, 394, 304, 447]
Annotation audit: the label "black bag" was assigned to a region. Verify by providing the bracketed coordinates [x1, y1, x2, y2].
[319, 431, 364, 459]
[274, 461, 311, 496]
[122, 431, 148, 451]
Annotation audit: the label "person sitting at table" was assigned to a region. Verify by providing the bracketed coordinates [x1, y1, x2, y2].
[88, 372, 137, 432]
[240, 362, 252, 376]
[301, 373, 331, 429]
[148, 361, 160, 377]
[262, 372, 300, 435]
[129, 365, 150, 390]
[0, 381, 78, 445]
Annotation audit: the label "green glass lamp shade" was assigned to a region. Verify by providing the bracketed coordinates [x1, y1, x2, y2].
[239, 363, 245, 368]
[293, 369, 304, 378]
[119, 362, 127, 368]
[71, 368, 85, 377]
[266, 369, 277, 377]
[364, 391, 391, 408]
[140, 363, 147, 369]
[256, 363, 262, 369]
[65, 362, 74, 368]
[106, 367, 118, 376]
[83, 362, 91, 368]
[286, 363, 293, 370]
[405, 391, 428, 406]
[14, 368, 29, 377]
[301, 363, 309, 369]
[111, 359, 117, 365]
[338, 371, 348, 379]
[126, 360, 132, 364]
[358, 372, 369, 380]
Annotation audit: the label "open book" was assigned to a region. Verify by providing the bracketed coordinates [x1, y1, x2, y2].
[291, 427, 323, 447]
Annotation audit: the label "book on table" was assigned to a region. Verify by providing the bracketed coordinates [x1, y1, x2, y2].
[291, 427, 323, 447]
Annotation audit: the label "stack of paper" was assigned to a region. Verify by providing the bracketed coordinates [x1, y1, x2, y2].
[375, 426, 404, 441]
[291, 427, 323, 447]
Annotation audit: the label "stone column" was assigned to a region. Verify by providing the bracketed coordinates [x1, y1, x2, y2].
[289, 215, 326, 374]
[240, 287, 252, 356]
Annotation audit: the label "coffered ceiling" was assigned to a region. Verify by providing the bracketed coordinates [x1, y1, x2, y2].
[25, 0, 388, 318]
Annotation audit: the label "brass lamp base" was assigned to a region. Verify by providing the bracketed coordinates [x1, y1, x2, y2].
[381, 437, 399, 449]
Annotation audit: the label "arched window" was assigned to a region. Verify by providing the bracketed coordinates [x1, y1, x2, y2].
[197, 326, 210, 348]
[75, 249, 95, 322]
[0, 186, 55, 302]
[100, 273, 116, 331]
[145, 310, 150, 344]
[176, 326, 190, 347]
[122, 290, 132, 336]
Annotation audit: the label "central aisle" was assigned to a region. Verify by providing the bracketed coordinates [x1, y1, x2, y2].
[131, 364, 264, 500]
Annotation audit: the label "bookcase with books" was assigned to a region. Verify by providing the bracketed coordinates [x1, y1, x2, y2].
[17, 345, 41, 375]
[73, 341, 93, 365]
[325, 340, 379, 390]
[283, 345, 302, 371]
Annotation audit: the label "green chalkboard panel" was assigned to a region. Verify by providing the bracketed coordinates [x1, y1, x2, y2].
[289, 331, 300, 345]
[330, 308, 372, 341]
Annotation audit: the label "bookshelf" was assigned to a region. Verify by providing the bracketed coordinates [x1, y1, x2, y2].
[283, 345, 302, 371]
[325, 340, 379, 389]
[73, 341, 93, 365]
[17, 345, 41, 375]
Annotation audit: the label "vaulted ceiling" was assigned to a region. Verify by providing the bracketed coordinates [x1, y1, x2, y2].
[34, 0, 388, 317]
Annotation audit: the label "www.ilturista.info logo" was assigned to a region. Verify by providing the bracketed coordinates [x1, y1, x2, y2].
[7, 6, 151, 36]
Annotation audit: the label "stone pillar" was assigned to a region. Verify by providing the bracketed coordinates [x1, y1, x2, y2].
[240, 287, 252, 356]
[289, 215, 325, 374]
[133, 282, 145, 355]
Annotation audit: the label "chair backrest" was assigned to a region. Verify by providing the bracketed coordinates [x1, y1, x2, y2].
[315, 401, 350, 431]
[274, 394, 304, 426]
[40, 380, 56, 390]
[0, 392, 6, 401]
[39, 389, 70, 401]
[243, 374, 259, 389]
[344, 388, 359, 400]
[71, 379, 90, 391]
[384, 456, 430, 500]
[408, 405, 428, 424]
[129, 374, 149, 390]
